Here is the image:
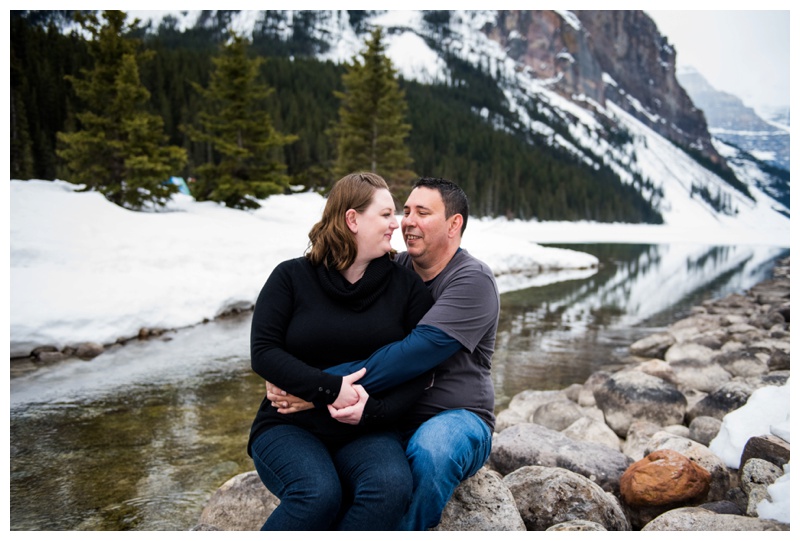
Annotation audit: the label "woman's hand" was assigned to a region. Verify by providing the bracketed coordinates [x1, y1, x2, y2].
[331, 368, 366, 409]
[328, 385, 368, 425]
[265, 381, 313, 413]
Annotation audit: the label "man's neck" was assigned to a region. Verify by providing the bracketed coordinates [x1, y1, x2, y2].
[412, 245, 460, 282]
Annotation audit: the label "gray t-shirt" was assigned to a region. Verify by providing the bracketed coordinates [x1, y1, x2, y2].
[397, 248, 499, 431]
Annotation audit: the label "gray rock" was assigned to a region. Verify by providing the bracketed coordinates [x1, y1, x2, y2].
[488, 423, 632, 494]
[546, 519, 607, 531]
[641, 507, 788, 531]
[75, 341, 105, 359]
[686, 380, 753, 422]
[739, 434, 790, 470]
[664, 342, 716, 363]
[433, 467, 525, 531]
[532, 398, 583, 431]
[629, 332, 675, 359]
[688, 416, 722, 446]
[740, 459, 783, 517]
[503, 466, 630, 531]
[494, 407, 529, 434]
[715, 349, 769, 378]
[504, 389, 564, 421]
[562, 416, 621, 451]
[622, 420, 661, 461]
[593, 371, 687, 438]
[668, 358, 732, 393]
[195, 470, 279, 531]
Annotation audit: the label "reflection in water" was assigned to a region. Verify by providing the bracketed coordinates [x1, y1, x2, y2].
[492, 243, 787, 407]
[9, 243, 788, 530]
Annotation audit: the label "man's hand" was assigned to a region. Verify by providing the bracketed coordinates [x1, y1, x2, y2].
[328, 385, 368, 425]
[331, 368, 366, 409]
[265, 381, 313, 413]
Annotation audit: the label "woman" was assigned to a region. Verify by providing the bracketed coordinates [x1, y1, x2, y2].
[248, 172, 434, 530]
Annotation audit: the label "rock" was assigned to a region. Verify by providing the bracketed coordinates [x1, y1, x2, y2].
[699, 500, 744, 515]
[667, 358, 731, 393]
[620, 449, 711, 507]
[579, 371, 612, 407]
[494, 407, 529, 433]
[195, 470, 279, 531]
[644, 432, 731, 502]
[562, 416, 621, 451]
[503, 466, 630, 531]
[664, 342, 716, 364]
[629, 332, 675, 358]
[641, 507, 789, 531]
[622, 420, 661, 461]
[739, 458, 783, 517]
[546, 520, 607, 531]
[668, 314, 721, 342]
[686, 380, 753, 422]
[739, 435, 790, 470]
[632, 359, 675, 383]
[35, 350, 67, 363]
[688, 416, 722, 446]
[433, 467, 525, 531]
[714, 349, 769, 378]
[532, 398, 583, 431]
[488, 423, 632, 494]
[504, 389, 564, 421]
[593, 371, 687, 438]
[75, 341, 105, 359]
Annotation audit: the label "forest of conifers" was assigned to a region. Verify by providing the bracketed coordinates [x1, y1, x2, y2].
[10, 11, 664, 223]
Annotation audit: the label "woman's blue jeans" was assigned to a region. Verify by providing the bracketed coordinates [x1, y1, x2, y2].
[397, 409, 493, 531]
[251, 425, 412, 530]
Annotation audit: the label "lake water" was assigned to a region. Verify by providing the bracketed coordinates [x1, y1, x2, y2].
[9, 242, 788, 531]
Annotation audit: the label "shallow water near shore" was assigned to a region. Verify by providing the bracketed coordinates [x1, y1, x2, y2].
[9, 242, 788, 531]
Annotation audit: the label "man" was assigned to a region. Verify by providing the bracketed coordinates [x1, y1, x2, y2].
[268, 178, 500, 530]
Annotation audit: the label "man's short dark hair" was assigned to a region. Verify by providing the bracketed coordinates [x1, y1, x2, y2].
[413, 177, 469, 235]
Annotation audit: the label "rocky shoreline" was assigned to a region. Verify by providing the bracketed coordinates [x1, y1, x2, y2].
[196, 257, 790, 531]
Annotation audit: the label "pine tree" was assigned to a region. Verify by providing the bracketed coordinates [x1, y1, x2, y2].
[56, 10, 187, 209]
[183, 33, 297, 209]
[330, 27, 414, 195]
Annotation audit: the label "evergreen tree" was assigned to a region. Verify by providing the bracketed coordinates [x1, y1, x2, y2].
[183, 33, 297, 209]
[56, 10, 186, 209]
[330, 27, 414, 195]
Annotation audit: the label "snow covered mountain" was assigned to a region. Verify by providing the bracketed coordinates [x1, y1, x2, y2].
[678, 66, 790, 174]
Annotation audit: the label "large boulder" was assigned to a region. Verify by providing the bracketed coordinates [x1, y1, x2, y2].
[593, 371, 687, 438]
[432, 467, 525, 531]
[488, 423, 632, 494]
[503, 466, 630, 531]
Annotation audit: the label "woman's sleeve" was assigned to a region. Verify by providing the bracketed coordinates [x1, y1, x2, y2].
[250, 262, 343, 407]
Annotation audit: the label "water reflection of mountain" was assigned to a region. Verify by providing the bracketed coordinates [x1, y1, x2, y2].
[493, 243, 787, 401]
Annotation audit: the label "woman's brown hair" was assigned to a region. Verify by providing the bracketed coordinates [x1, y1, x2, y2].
[306, 172, 394, 270]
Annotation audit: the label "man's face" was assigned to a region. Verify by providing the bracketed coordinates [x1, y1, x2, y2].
[401, 187, 453, 263]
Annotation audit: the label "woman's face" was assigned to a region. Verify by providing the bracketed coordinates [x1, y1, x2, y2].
[353, 188, 398, 261]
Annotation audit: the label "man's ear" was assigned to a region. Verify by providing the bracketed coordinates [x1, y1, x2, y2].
[448, 214, 463, 237]
[345, 209, 358, 233]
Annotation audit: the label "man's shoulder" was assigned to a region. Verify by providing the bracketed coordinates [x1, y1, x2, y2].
[448, 249, 496, 281]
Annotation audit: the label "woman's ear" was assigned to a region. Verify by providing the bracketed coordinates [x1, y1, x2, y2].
[345, 209, 358, 233]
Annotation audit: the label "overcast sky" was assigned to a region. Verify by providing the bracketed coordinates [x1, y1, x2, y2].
[645, 10, 790, 113]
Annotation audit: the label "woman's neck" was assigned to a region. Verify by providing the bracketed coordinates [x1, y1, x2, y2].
[341, 258, 370, 284]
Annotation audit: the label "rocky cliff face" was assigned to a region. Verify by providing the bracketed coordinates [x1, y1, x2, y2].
[483, 10, 727, 169]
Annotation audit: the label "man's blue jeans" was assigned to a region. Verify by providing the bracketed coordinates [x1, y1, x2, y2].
[397, 409, 493, 530]
[251, 425, 412, 530]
